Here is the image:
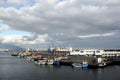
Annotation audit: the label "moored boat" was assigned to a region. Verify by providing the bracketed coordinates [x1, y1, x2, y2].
[82, 61, 88, 68]
[72, 63, 82, 68]
[72, 61, 88, 68]
[53, 60, 60, 65]
[47, 59, 54, 65]
[37, 59, 47, 65]
[98, 62, 106, 67]
[11, 53, 18, 56]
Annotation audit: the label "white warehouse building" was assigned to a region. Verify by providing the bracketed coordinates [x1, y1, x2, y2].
[50, 47, 120, 57]
[70, 49, 102, 56]
[70, 48, 120, 57]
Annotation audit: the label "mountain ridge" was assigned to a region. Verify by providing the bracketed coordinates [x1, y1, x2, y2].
[0, 43, 25, 52]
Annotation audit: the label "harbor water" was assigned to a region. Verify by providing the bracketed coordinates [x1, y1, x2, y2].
[0, 52, 120, 80]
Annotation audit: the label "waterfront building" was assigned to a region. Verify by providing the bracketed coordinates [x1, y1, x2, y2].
[70, 49, 102, 56]
[48, 47, 120, 57]
[51, 47, 72, 56]
[101, 49, 120, 57]
[70, 48, 120, 57]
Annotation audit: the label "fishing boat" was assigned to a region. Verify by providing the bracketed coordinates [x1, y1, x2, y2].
[26, 57, 33, 61]
[82, 61, 88, 68]
[11, 53, 18, 56]
[98, 62, 106, 67]
[47, 59, 54, 65]
[37, 59, 47, 65]
[53, 60, 60, 65]
[72, 62, 88, 68]
[97, 58, 107, 67]
[72, 63, 82, 67]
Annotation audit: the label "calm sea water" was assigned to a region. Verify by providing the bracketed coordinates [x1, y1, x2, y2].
[0, 52, 120, 80]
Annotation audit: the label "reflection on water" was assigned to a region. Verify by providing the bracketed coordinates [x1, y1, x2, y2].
[0, 52, 120, 80]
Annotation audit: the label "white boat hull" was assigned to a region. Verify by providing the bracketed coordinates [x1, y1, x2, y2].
[72, 63, 82, 67]
[47, 60, 54, 65]
[37, 60, 47, 65]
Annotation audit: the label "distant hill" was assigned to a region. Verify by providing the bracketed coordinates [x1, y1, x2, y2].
[0, 43, 25, 52]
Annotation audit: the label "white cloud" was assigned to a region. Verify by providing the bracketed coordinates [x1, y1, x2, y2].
[0, 24, 10, 32]
[0, 0, 120, 48]
[0, 33, 48, 46]
[7, 0, 23, 5]
[0, 0, 119, 34]
[1, 0, 35, 8]
[0, 0, 4, 6]
[78, 32, 116, 39]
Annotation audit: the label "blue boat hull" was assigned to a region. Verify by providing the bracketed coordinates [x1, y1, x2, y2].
[54, 61, 60, 65]
[82, 64, 88, 68]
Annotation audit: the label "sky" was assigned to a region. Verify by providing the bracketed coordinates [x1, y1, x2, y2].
[0, 0, 120, 49]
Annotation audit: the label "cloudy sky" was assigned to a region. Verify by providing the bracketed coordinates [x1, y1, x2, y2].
[0, 0, 120, 49]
